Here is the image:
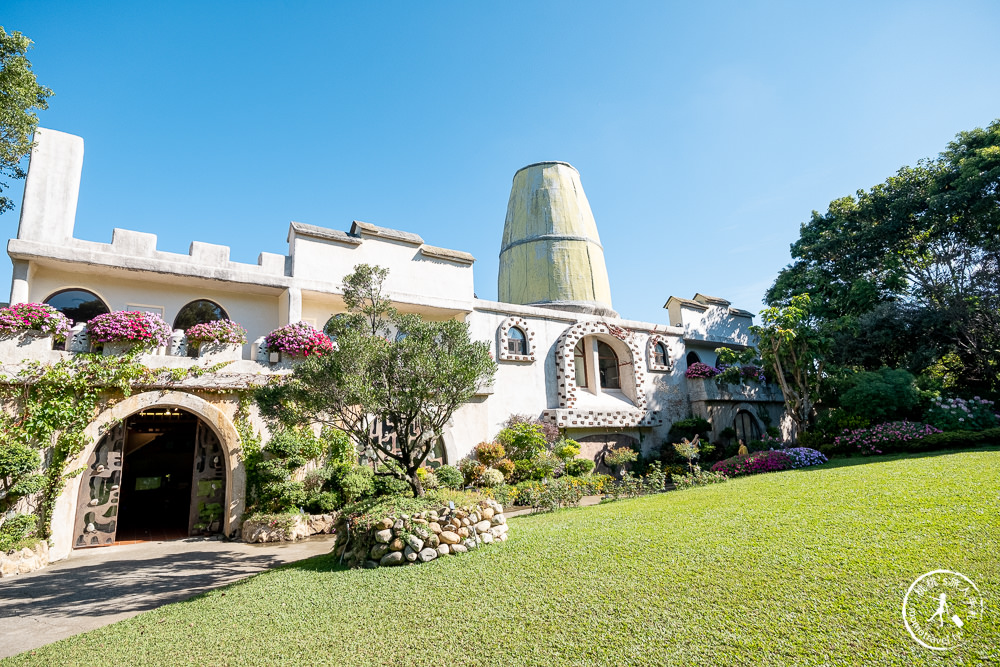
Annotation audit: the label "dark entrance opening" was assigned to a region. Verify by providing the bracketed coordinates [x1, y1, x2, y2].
[116, 409, 197, 542]
[74, 406, 228, 548]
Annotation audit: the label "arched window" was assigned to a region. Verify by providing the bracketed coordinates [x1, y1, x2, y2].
[574, 339, 588, 387]
[654, 342, 668, 366]
[173, 300, 227, 331]
[44, 288, 111, 324]
[686, 351, 701, 368]
[507, 327, 526, 355]
[597, 341, 620, 389]
[734, 410, 762, 444]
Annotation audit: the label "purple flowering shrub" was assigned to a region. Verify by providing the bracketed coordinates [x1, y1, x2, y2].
[185, 319, 248, 348]
[782, 447, 828, 468]
[685, 362, 719, 379]
[710, 450, 794, 477]
[0, 303, 71, 342]
[925, 396, 998, 432]
[739, 364, 767, 383]
[265, 321, 333, 357]
[87, 311, 172, 348]
[833, 421, 942, 455]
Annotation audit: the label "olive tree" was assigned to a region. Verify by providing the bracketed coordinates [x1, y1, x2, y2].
[257, 264, 496, 496]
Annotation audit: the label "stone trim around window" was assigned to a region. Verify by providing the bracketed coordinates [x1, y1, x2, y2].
[553, 321, 647, 411]
[496, 316, 536, 362]
[646, 334, 673, 372]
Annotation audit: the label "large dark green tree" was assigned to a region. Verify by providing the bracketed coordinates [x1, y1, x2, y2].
[257, 264, 497, 496]
[767, 119, 1000, 392]
[0, 27, 52, 215]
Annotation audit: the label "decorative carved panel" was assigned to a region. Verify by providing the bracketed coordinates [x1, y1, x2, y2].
[74, 422, 126, 548]
[188, 421, 226, 535]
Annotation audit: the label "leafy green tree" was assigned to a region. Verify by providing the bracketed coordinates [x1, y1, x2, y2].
[0, 27, 52, 215]
[258, 264, 496, 496]
[751, 294, 830, 435]
[767, 120, 1000, 391]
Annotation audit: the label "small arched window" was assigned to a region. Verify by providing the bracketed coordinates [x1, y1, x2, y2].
[597, 341, 620, 389]
[654, 342, 668, 366]
[507, 327, 527, 355]
[686, 351, 701, 368]
[574, 339, 588, 387]
[44, 288, 111, 324]
[174, 300, 227, 331]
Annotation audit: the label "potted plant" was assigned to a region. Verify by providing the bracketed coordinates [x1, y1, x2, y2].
[264, 321, 333, 361]
[185, 319, 247, 360]
[87, 310, 172, 355]
[0, 303, 71, 352]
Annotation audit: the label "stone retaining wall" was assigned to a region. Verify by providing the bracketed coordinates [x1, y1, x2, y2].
[0, 541, 49, 577]
[241, 513, 337, 543]
[335, 498, 509, 568]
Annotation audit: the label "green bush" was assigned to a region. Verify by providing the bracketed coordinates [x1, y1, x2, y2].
[321, 426, 357, 465]
[435, 464, 463, 490]
[839, 368, 921, 423]
[495, 422, 548, 461]
[304, 490, 341, 514]
[510, 459, 536, 483]
[374, 462, 412, 497]
[565, 458, 595, 477]
[0, 513, 38, 552]
[0, 440, 43, 514]
[553, 438, 581, 461]
[338, 465, 375, 504]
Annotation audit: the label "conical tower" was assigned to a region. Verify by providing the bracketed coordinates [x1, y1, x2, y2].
[499, 162, 616, 317]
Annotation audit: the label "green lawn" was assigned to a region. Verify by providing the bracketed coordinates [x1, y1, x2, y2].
[8, 448, 1000, 666]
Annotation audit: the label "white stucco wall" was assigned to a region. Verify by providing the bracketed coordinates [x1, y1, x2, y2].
[26, 265, 282, 356]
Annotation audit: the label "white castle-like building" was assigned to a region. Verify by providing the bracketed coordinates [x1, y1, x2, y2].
[5, 128, 784, 561]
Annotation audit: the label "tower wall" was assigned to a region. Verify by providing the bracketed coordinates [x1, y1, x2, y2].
[498, 162, 616, 317]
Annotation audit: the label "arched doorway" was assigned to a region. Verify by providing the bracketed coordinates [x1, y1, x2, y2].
[734, 409, 762, 445]
[74, 407, 226, 548]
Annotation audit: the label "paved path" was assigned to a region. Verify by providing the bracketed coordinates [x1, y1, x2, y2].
[0, 536, 336, 659]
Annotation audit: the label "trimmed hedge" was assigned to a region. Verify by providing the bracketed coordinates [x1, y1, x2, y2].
[819, 427, 1000, 457]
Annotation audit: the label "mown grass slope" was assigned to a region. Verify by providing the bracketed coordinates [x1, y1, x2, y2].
[8, 448, 999, 666]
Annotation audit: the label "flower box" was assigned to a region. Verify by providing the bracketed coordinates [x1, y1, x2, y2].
[198, 341, 243, 362]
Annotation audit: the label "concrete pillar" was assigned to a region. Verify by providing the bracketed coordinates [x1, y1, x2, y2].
[16, 128, 84, 243]
[279, 287, 302, 326]
[9, 260, 30, 305]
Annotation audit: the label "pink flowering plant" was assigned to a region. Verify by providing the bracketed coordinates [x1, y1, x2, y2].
[833, 420, 942, 455]
[185, 319, 248, 349]
[0, 302, 71, 343]
[711, 449, 794, 477]
[685, 362, 719, 379]
[925, 396, 998, 432]
[87, 310, 172, 348]
[264, 321, 333, 358]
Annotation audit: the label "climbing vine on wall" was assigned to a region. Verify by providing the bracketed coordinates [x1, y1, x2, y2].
[0, 352, 244, 539]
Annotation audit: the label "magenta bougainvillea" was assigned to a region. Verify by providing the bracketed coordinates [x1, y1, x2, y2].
[87, 311, 172, 348]
[0, 303, 71, 342]
[685, 362, 719, 379]
[710, 449, 795, 477]
[185, 319, 247, 348]
[264, 321, 333, 358]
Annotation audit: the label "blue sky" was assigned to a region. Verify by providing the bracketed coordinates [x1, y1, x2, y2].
[4, 1, 1000, 324]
